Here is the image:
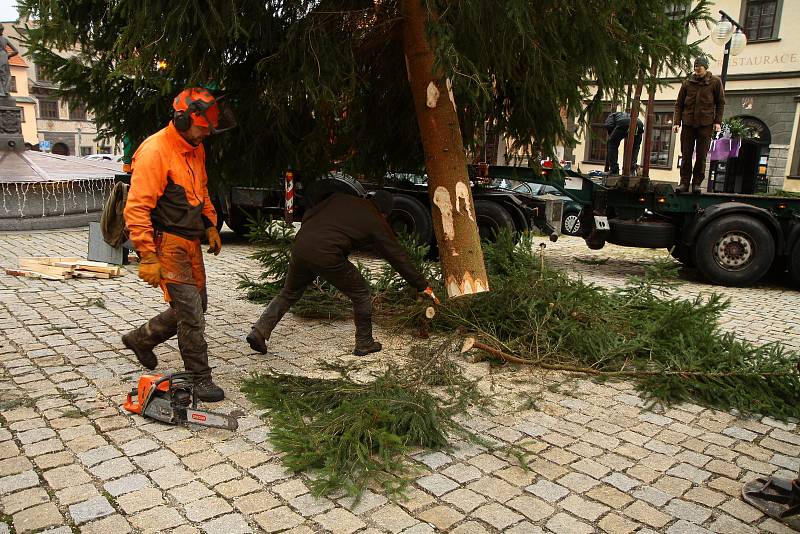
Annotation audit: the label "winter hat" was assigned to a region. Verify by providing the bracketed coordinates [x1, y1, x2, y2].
[369, 190, 394, 216]
[694, 56, 710, 69]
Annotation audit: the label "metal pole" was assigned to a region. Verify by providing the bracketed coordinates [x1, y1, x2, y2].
[284, 167, 294, 224]
[720, 39, 731, 90]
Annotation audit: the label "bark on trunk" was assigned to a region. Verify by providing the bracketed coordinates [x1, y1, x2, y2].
[401, 0, 489, 298]
[622, 70, 644, 176]
[641, 62, 658, 178]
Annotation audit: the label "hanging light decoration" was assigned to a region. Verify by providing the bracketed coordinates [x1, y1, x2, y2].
[730, 30, 748, 56]
[710, 19, 734, 45]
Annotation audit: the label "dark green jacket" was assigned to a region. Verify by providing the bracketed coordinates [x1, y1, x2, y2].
[674, 72, 725, 127]
[293, 193, 428, 290]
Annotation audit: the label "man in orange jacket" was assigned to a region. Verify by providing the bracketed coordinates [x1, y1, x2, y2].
[122, 87, 235, 402]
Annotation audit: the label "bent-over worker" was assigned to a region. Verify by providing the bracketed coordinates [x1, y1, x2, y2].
[246, 191, 439, 356]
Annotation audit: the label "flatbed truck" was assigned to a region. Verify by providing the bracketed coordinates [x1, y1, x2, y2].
[484, 165, 800, 287]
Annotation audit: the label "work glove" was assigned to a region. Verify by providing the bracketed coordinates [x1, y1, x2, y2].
[206, 227, 222, 255]
[138, 252, 162, 288]
[420, 287, 441, 305]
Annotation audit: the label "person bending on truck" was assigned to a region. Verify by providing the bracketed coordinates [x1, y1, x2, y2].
[246, 191, 439, 356]
[122, 87, 235, 402]
[673, 56, 725, 194]
[604, 110, 644, 176]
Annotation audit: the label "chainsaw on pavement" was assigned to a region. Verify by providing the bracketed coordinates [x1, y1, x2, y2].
[123, 372, 238, 431]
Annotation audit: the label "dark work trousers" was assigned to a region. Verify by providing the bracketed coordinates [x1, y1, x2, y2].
[253, 255, 374, 345]
[606, 125, 642, 175]
[125, 232, 212, 378]
[124, 286, 210, 377]
[680, 124, 714, 187]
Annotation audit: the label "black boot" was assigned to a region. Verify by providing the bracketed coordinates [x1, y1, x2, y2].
[194, 376, 225, 402]
[354, 340, 382, 356]
[122, 308, 177, 370]
[246, 329, 268, 354]
[691, 181, 703, 194]
[675, 183, 689, 193]
[122, 332, 158, 370]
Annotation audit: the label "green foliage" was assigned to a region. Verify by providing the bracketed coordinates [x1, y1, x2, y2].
[721, 117, 756, 140]
[428, 231, 800, 419]
[20, 0, 711, 184]
[241, 340, 481, 498]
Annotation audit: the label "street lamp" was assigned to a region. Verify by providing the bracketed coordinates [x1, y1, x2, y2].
[712, 11, 747, 89]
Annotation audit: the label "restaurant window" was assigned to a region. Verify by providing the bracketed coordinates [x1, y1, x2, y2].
[743, 0, 781, 41]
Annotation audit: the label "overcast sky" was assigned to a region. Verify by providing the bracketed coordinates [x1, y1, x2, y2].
[0, 0, 17, 22]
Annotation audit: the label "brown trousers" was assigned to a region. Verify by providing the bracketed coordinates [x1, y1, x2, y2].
[680, 124, 714, 187]
[126, 232, 211, 377]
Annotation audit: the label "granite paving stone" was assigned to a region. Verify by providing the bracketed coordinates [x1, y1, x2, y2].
[11, 502, 64, 533]
[68, 495, 115, 524]
[2, 230, 800, 534]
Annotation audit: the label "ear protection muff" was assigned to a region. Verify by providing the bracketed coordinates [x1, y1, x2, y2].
[173, 101, 199, 132]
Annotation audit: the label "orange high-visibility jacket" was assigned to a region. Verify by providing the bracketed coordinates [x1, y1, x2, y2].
[124, 122, 217, 255]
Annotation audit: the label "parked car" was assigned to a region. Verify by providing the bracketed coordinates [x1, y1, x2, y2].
[496, 180, 583, 236]
[83, 153, 122, 162]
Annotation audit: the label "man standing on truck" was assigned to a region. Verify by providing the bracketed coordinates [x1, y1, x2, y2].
[122, 87, 235, 402]
[246, 191, 440, 356]
[604, 110, 644, 175]
[673, 56, 725, 193]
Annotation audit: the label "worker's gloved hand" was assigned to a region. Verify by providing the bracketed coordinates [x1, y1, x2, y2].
[138, 252, 162, 288]
[206, 227, 222, 255]
[421, 287, 441, 305]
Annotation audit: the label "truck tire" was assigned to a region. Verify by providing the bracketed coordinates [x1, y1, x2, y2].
[786, 241, 800, 286]
[608, 219, 677, 248]
[694, 214, 774, 287]
[388, 194, 433, 245]
[562, 209, 582, 236]
[474, 200, 515, 242]
[669, 243, 695, 267]
[211, 194, 225, 232]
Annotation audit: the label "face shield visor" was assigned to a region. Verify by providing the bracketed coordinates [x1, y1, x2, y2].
[193, 94, 237, 134]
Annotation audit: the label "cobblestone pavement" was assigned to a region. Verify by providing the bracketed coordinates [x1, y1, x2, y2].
[0, 228, 798, 534]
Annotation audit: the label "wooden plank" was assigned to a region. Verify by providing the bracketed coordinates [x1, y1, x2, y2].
[74, 261, 121, 276]
[5, 268, 68, 281]
[74, 270, 111, 279]
[17, 256, 82, 266]
[17, 260, 73, 278]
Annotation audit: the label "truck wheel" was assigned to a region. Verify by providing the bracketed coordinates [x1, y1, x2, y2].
[562, 210, 581, 236]
[211, 195, 225, 232]
[388, 194, 433, 245]
[694, 215, 774, 287]
[608, 219, 677, 248]
[669, 244, 695, 267]
[474, 200, 515, 242]
[786, 242, 800, 286]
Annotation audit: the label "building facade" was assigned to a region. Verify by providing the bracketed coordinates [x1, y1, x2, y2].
[571, 0, 800, 193]
[2, 19, 117, 156]
[7, 47, 36, 146]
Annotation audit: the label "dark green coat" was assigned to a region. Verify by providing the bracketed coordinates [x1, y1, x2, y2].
[673, 72, 725, 127]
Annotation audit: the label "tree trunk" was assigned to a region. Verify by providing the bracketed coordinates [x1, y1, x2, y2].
[641, 64, 658, 178]
[401, 0, 489, 298]
[622, 70, 644, 176]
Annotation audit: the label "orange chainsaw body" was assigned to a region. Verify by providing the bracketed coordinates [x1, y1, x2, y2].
[123, 373, 169, 415]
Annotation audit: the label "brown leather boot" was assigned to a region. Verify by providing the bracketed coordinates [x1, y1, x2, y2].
[354, 340, 382, 356]
[194, 375, 225, 402]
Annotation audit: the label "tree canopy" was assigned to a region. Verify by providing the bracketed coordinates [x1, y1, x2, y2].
[19, 0, 710, 187]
